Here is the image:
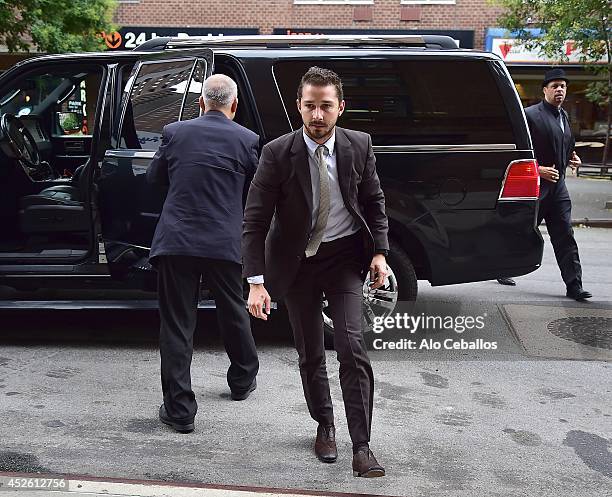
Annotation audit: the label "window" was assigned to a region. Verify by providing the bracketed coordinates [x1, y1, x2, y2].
[213, 57, 259, 134]
[181, 60, 206, 121]
[401, 0, 455, 4]
[0, 68, 102, 136]
[119, 58, 199, 150]
[273, 59, 514, 146]
[294, 1, 373, 4]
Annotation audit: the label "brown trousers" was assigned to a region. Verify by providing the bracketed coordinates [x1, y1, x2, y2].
[284, 232, 374, 445]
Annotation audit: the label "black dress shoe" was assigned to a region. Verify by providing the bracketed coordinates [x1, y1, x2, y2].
[315, 424, 337, 463]
[497, 277, 516, 286]
[158, 404, 194, 433]
[231, 378, 257, 401]
[566, 287, 592, 301]
[352, 447, 385, 477]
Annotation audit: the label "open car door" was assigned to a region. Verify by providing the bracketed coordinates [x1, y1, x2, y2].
[96, 50, 213, 279]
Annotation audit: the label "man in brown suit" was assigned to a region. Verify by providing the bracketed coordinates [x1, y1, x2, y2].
[242, 67, 388, 477]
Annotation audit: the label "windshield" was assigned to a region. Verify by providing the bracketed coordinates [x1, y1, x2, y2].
[0, 70, 100, 136]
[1, 74, 68, 116]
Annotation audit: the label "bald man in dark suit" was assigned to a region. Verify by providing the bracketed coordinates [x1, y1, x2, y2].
[148, 74, 259, 434]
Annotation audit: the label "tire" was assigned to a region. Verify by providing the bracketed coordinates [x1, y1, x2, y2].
[323, 239, 418, 349]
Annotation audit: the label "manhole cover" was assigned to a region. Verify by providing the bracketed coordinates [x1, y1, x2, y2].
[548, 317, 612, 350]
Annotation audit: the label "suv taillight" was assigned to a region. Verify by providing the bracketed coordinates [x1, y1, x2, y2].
[499, 159, 540, 200]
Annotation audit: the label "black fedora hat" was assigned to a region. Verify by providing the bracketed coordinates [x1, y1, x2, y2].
[543, 68, 569, 86]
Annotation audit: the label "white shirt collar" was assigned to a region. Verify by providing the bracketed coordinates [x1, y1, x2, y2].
[302, 127, 336, 158]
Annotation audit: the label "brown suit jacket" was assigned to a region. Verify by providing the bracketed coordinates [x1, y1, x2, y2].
[242, 127, 389, 299]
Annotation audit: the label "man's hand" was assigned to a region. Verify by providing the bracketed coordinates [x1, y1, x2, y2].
[248, 284, 271, 320]
[369, 254, 388, 290]
[538, 165, 559, 183]
[569, 151, 581, 175]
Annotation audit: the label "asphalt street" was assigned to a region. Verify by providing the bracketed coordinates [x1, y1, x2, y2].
[0, 225, 611, 497]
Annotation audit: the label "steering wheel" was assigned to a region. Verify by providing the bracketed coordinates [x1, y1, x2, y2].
[0, 113, 41, 168]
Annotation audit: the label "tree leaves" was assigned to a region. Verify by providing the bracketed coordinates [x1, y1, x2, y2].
[496, 0, 610, 67]
[0, 0, 117, 53]
[495, 0, 611, 165]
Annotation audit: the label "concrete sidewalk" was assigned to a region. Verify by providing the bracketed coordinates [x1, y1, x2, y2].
[565, 175, 612, 227]
[0, 473, 389, 497]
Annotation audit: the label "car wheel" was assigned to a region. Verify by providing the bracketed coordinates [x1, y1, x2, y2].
[323, 240, 418, 349]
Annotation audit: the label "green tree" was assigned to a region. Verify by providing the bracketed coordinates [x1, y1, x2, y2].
[496, 0, 611, 167]
[0, 0, 117, 53]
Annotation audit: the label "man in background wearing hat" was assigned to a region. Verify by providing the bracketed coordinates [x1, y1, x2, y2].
[497, 68, 591, 301]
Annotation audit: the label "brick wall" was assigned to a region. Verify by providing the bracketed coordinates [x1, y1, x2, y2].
[115, 0, 504, 50]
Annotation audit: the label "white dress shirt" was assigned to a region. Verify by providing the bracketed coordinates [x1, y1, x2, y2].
[247, 128, 360, 285]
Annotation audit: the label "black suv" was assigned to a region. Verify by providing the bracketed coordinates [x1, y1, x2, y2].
[0, 35, 543, 327]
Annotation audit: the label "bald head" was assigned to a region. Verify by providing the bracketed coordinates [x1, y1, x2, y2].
[201, 74, 238, 117]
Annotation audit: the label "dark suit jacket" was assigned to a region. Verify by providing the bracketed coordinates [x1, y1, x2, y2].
[147, 111, 259, 265]
[525, 101, 575, 188]
[242, 127, 389, 298]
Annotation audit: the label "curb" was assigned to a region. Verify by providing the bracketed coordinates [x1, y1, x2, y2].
[570, 218, 612, 228]
[0, 472, 395, 497]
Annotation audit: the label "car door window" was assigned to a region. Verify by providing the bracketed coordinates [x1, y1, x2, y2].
[181, 59, 206, 121]
[0, 65, 103, 177]
[0, 68, 102, 137]
[119, 59, 197, 151]
[213, 57, 259, 134]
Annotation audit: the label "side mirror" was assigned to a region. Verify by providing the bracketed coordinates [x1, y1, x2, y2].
[57, 112, 81, 135]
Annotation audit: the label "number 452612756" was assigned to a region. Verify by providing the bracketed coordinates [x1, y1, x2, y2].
[2, 477, 68, 491]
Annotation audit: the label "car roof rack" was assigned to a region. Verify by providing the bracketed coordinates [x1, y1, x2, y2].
[136, 34, 458, 51]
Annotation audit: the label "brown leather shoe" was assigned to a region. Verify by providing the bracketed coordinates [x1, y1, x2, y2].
[314, 424, 337, 463]
[352, 448, 385, 477]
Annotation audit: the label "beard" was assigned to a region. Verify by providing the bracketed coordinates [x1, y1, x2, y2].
[305, 120, 335, 141]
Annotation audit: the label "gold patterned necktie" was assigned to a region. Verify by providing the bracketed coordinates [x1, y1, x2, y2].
[305, 144, 330, 258]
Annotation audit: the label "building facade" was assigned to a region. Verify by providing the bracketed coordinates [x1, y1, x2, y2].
[112, 0, 608, 165]
[1, 1, 606, 165]
[114, 0, 503, 50]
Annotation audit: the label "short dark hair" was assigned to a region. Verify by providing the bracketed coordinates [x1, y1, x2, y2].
[297, 66, 344, 102]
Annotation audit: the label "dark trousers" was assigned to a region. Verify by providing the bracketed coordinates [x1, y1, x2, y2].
[538, 180, 582, 290]
[157, 255, 259, 421]
[284, 232, 374, 445]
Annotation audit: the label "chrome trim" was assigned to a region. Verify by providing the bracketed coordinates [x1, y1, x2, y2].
[105, 241, 151, 251]
[168, 35, 427, 48]
[105, 149, 156, 159]
[93, 66, 112, 163]
[107, 63, 118, 144]
[179, 59, 199, 120]
[270, 65, 293, 132]
[117, 61, 143, 145]
[0, 300, 219, 310]
[0, 89, 20, 107]
[498, 197, 538, 201]
[373, 144, 518, 153]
